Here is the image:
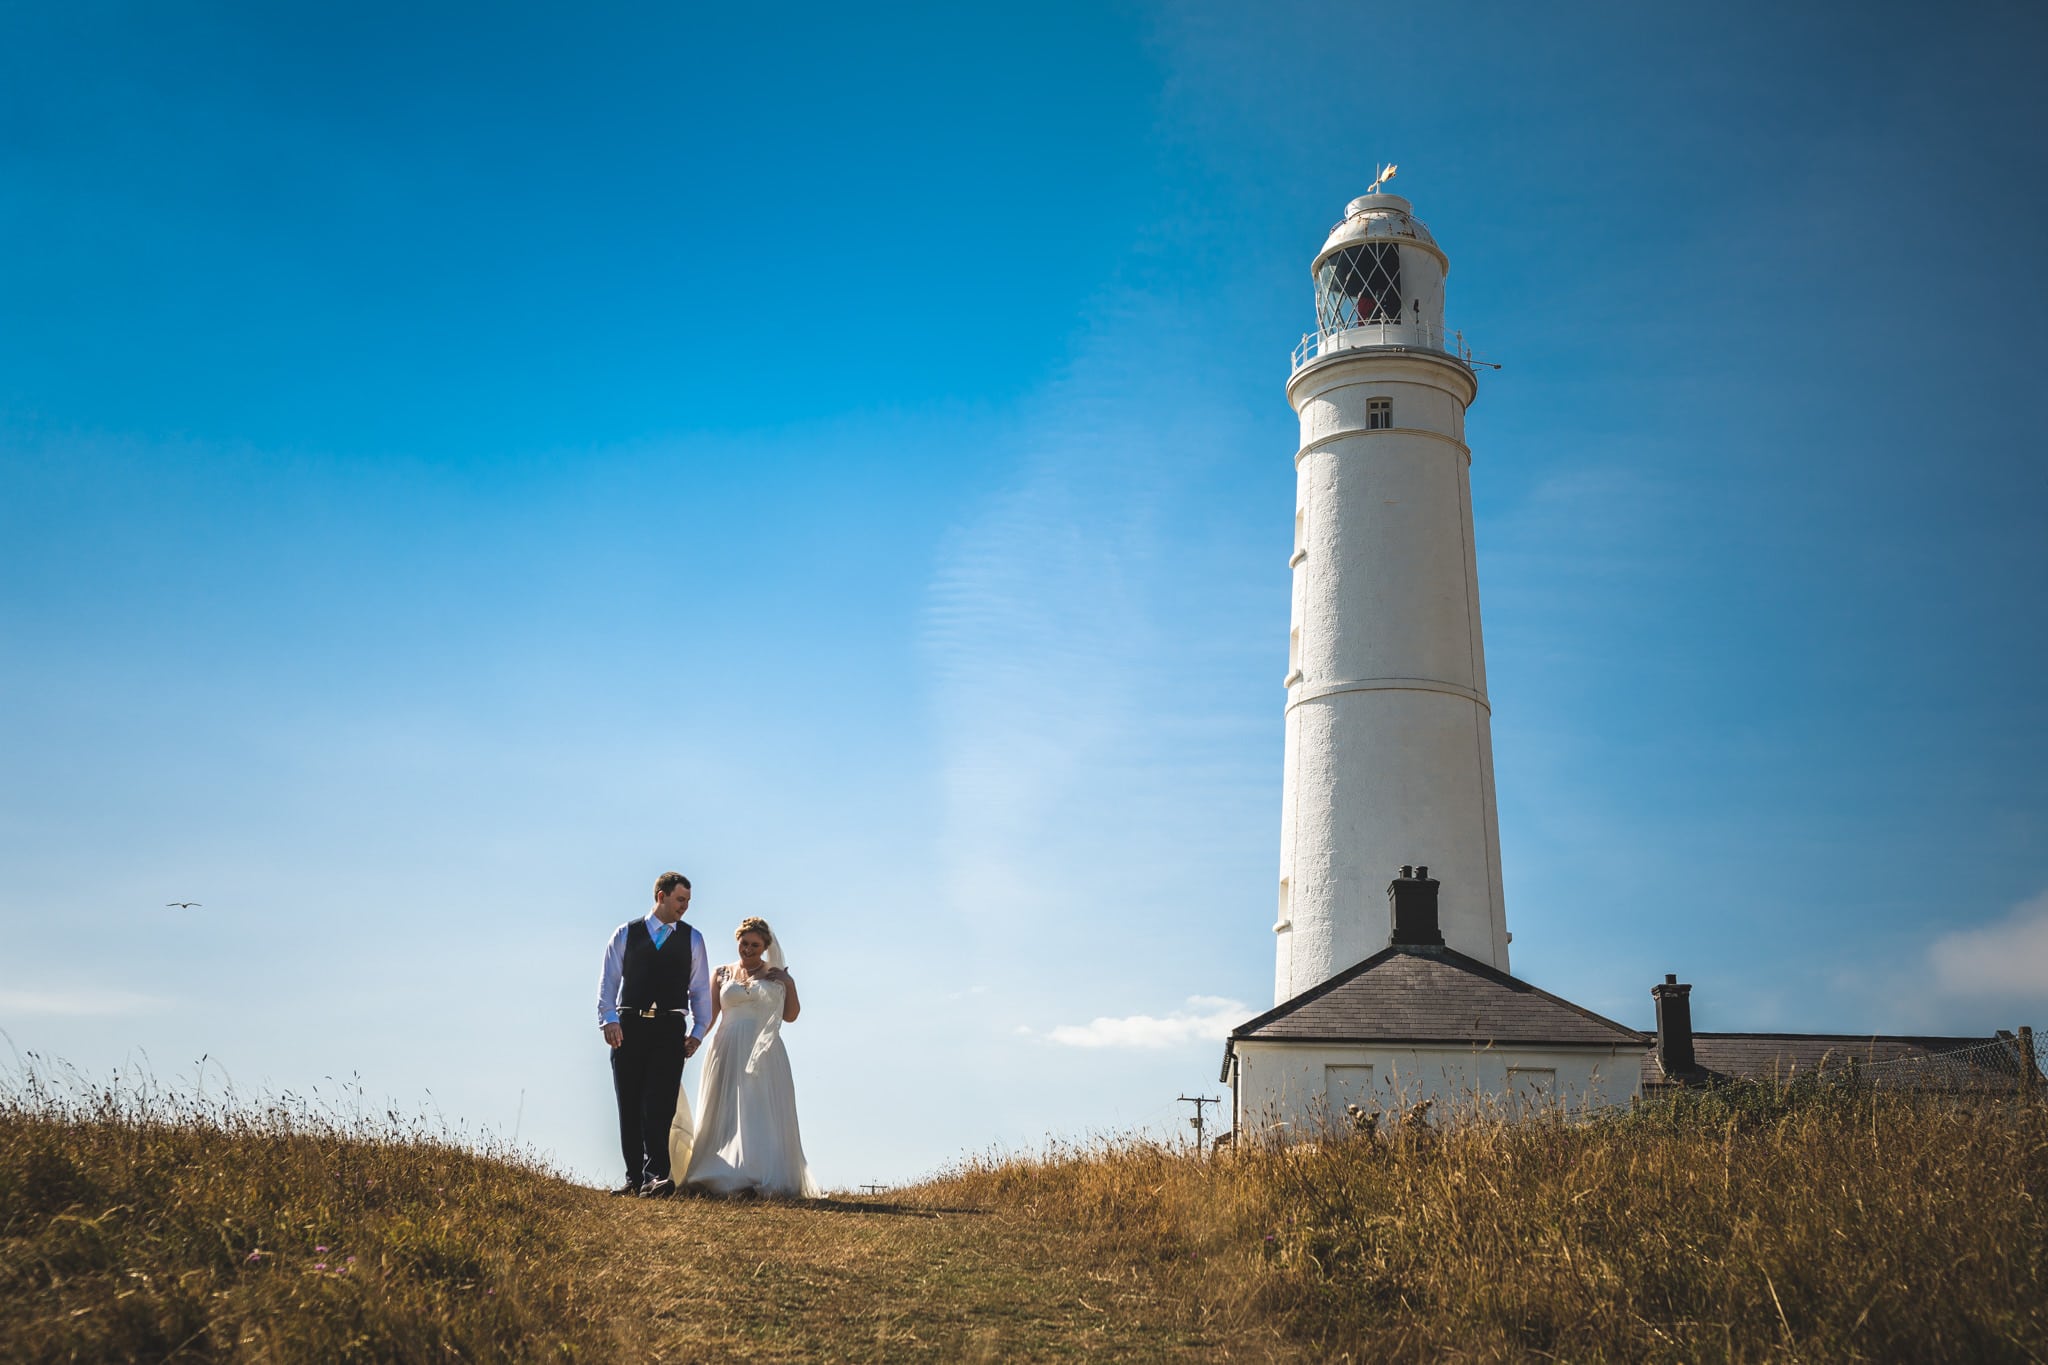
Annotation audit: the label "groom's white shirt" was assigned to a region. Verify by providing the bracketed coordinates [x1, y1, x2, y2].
[597, 913, 712, 1037]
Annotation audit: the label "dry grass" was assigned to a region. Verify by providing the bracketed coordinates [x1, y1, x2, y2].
[0, 1061, 1256, 1362]
[904, 1085, 2048, 1362]
[564, 1187, 1265, 1360]
[7, 1062, 2043, 1362]
[0, 1061, 625, 1362]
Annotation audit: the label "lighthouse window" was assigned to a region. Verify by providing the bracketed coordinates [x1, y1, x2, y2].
[1367, 398, 1393, 430]
[1315, 241, 1404, 332]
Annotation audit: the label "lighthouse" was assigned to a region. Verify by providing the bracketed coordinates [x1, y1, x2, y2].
[1223, 182, 2004, 1138]
[1273, 181, 1509, 1003]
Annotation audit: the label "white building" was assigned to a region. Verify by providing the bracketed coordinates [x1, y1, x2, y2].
[1227, 868, 1644, 1137]
[1274, 186, 1509, 1003]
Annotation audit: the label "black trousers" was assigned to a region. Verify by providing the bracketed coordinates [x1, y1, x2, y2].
[611, 1012, 689, 1183]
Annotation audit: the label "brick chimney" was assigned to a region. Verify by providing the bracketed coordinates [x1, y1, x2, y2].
[1387, 865, 1444, 947]
[1652, 974, 1695, 1075]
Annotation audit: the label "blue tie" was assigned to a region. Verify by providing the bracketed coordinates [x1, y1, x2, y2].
[654, 922, 670, 948]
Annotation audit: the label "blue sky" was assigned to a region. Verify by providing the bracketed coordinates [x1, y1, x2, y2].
[4, 1, 2044, 1187]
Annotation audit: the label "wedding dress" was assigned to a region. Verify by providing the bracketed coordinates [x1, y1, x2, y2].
[669, 964, 819, 1198]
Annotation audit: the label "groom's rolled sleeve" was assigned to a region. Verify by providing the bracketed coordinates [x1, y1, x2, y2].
[688, 926, 713, 1039]
[597, 923, 629, 1027]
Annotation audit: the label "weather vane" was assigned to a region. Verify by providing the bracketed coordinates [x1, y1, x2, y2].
[1367, 162, 1398, 195]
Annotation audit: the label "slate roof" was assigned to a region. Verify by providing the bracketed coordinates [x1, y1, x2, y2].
[1641, 1032, 2020, 1091]
[1229, 944, 1647, 1050]
[1222, 944, 2036, 1096]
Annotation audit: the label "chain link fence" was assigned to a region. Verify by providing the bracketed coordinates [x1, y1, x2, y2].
[1835, 1030, 2044, 1093]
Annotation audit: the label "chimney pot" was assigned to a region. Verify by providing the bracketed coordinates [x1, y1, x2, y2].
[1415, 865, 1428, 879]
[1400, 864, 1414, 878]
[1665, 973, 1677, 985]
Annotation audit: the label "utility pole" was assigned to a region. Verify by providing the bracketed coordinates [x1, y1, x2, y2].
[1177, 1094, 1221, 1155]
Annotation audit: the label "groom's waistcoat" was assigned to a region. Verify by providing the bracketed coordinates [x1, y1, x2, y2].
[619, 919, 694, 1014]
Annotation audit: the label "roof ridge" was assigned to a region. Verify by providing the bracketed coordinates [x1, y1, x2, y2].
[1231, 944, 1647, 1046]
[1689, 1031, 2001, 1044]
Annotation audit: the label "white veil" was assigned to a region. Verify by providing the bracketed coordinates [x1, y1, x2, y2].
[744, 922, 788, 1076]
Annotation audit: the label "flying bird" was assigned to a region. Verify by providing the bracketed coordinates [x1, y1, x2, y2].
[166, 902, 202, 909]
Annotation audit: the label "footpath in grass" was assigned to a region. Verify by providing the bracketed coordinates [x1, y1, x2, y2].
[575, 1188, 1289, 1362]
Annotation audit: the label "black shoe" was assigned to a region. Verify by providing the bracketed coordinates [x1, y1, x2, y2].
[609, 1179, 643, 1197]
[640, 1175, 676, 1199]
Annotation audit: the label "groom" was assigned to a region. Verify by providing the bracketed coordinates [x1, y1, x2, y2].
[596, 871, 712, 1197]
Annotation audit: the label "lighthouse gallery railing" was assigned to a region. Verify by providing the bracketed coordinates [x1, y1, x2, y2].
[1292, 321, 1477, 374]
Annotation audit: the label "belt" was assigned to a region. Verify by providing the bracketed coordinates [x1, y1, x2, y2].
[621, 1006, 685, 1019]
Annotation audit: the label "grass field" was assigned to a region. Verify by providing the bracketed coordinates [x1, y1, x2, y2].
[4, 1066, 2044, 1362]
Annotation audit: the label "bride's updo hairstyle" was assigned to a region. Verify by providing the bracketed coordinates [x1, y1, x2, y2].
[735, 916, 774, 946]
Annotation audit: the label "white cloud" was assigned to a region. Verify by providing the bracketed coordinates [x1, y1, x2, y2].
[1040, 995, 1249, 1049]
[1929, 889, 2048, 999]
[0, 988, 168, 1017]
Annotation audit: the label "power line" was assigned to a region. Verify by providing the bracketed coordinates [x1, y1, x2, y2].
[1177, 1094, 1222, 1155]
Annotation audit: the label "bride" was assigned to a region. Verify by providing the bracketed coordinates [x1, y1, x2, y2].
[668, 917, 820, 1198]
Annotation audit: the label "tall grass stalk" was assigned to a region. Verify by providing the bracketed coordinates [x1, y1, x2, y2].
[1, 1056, 622, 1362]
[908, 1087, 2048, 1361]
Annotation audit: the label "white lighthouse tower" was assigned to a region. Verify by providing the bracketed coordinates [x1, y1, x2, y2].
[1273, 179, 1510, 1003]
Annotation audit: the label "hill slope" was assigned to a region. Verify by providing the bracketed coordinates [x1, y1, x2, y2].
[0, 1081, 1268, 1361]
[6, 1080, 2045, 1361]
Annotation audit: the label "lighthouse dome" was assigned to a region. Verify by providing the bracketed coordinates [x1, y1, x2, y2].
[1317, 193, 1442, 260]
